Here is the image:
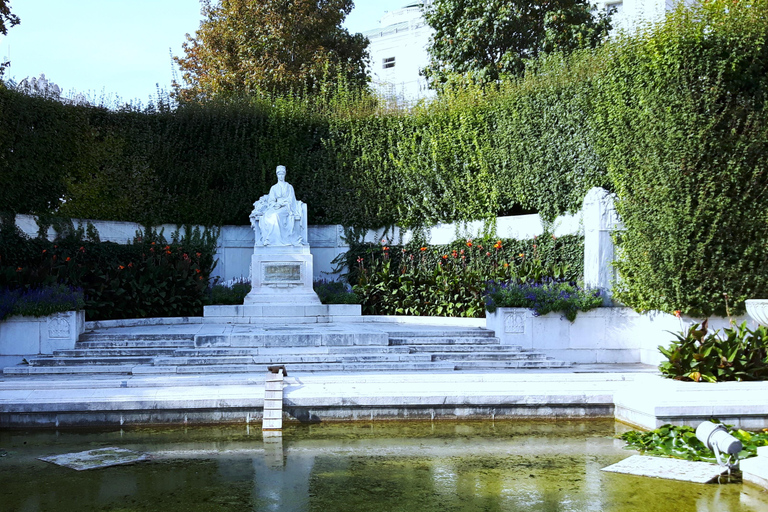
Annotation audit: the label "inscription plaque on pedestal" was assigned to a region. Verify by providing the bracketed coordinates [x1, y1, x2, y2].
[263, 263, 302, 284]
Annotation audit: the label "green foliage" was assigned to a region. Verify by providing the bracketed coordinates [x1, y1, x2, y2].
[594, 0, 768, 317]
[620, 423, 768, 463]
[206, 278, 251, 305]
[484, 279, 602, 322]
[2, 0, 768, 319]
[0, 225, 218, 321]
[173, 0, 369, 100]
[658, 320, 768, 382]
[313, 280, 359, 305]
[0, 284, 84, 322]
[0, 0, 19, 77]
[351, 235, 581, 317]
[422, 0, 611, 86]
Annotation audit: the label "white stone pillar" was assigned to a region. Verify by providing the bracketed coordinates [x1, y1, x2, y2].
[582, 187, 623, 305]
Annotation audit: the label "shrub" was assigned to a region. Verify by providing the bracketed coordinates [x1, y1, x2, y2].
[659, 320, 768, 382]
[206, 278, 251, 305]
[0, 284, 84, 321]
[0, 225, 218, 320]
[484, 279, 602, 321]
[313, 280, 360, 305]
[352, 238, 574, 317]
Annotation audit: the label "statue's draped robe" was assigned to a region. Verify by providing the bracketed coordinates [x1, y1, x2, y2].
[259, 181, 302, 246]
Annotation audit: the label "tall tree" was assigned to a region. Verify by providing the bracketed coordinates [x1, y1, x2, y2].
[174, 0, 369, 101]
[423, 0, 611, 86]
[0, 0, 20, 77]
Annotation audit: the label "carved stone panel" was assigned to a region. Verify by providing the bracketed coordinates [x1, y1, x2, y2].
[504, 312, 525, 334]
[48, 316, 71, 339]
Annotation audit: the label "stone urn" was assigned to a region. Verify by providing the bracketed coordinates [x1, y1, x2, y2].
[745, 299, 768, 326]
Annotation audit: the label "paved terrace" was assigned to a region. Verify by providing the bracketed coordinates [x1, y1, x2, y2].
[1, 319, 767, 430]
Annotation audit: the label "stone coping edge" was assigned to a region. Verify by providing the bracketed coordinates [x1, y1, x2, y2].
[85, 315, 486, 330]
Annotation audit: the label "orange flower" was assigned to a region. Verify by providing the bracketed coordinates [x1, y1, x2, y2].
[486, 252, 491, 256]
[166, 250, 172, 255]
[196, 252, 201, 258]
[151, 242, 156, 245]
[16, 267, 22, 272]
[65, 257, 71, 262]
[518, 253, 524, 258]
[674, 310, 682, 318]
[466, 241, 472, 247]
[42, 249, 47, 254]
[383, 246, 389, 251]
[195, 268, 201, 273]
[420, 247, 427, 251]
[503, 263, 509, 268]
[533, 244, 537, 249]
[164, 245, 170, 251]
[118, 265, 125, 270]
[442, 254, 448, 260]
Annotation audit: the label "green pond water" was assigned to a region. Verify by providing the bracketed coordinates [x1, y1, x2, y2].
[1, 419, 766, 512]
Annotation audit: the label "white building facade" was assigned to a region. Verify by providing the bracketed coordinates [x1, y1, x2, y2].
[363, 2, 435, 104]
[363, 0, 695, 103]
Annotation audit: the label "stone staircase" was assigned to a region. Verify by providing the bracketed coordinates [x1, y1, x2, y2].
[4, 328, 571, 375]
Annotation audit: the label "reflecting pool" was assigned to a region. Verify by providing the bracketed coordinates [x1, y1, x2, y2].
[1, 419, 766, 511]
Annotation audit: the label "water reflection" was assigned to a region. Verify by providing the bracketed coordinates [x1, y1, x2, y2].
[0, 420, 766, 511]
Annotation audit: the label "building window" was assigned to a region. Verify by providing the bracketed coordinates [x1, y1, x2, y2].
[383, 57, 396, 69]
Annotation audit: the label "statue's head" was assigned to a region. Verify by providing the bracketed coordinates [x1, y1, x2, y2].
[276, 165, 287, 181]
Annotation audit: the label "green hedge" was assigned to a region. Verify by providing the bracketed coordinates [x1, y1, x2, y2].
[2, 0, 767, 317]
[594, 0, 768, 316]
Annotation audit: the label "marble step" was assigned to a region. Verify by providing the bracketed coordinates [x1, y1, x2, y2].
[79, 333, 194, 341]
[54, 348, 180, 357]
[154, 353, 433, 365]
[454, 360, 572, 369]
[389, 336, 500, 346]
[406, 344, 523, 353]
[431, 352, 551, 361]
[386, 329, 496, 338]
[77, 340, 196, 349]
[4, 365, 135, 375]
[28, 356, 155, 366]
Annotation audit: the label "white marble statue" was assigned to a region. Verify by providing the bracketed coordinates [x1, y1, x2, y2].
[250, 165, 305, 246]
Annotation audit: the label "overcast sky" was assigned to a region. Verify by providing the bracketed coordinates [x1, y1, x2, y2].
[0, 0, 411, 103]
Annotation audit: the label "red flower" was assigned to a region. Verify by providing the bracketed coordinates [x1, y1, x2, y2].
[128, 262, 134, 268]
[79, 246, 85, 252]
[42, 249, 47, 254]
[466, 241, 472, 247]
[420, 247, 427, 251]
[442, 255, 448, 259]
[16, 267, 22, 272]
[196, 252, 201, 258]
[674, 310, 682, 318]
[383, 246, 389, 252]
[195, 268, 201, 273]
[65, 257, 71, 262]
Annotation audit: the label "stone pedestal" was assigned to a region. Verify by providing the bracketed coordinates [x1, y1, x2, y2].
[582, 187, 623, 305]
[244, 246, 321, 305]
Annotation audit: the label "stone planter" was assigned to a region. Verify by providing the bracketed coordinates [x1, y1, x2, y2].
[486, 307, 745, 365]
[0, 310, 85, 368]
[746, 299, 768, 326]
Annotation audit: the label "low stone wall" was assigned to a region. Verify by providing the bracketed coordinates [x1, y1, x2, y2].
[0, 310, 85, 368]
[486, 307, 748, 365]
